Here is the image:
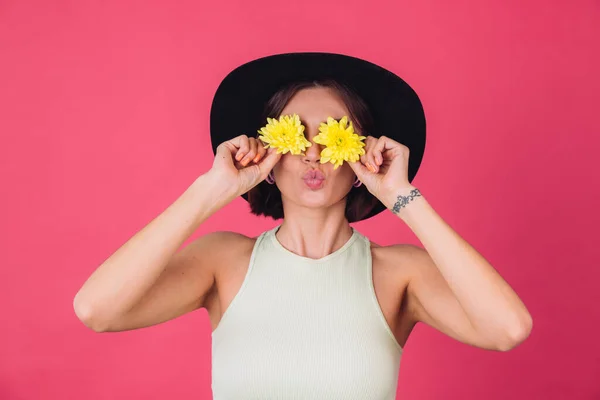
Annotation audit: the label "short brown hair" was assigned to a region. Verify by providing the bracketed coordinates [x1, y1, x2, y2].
[247, 79, 380, 223]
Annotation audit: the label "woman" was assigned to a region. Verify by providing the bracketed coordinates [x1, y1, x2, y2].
[74, 53, 532, 399]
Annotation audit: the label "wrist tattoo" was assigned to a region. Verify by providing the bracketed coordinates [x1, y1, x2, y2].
[391, 188, 422, 214]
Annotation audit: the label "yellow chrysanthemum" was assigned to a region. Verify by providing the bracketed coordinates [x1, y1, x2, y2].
[257, 114, 312, 155]
[313, 116, 366, 169]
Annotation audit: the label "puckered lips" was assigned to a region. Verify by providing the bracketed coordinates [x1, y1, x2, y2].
[302, 169, 325, 190]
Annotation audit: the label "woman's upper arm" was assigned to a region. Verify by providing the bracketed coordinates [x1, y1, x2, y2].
[400, 245, 500, 350]
[100, 231, 237, 332]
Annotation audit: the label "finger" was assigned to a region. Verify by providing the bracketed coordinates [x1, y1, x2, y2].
[347, 159, 371, 181]
[227, 134, 251, 149]
[240, 138, 258, 166]
[234, 135, 250, 162]
[360, 136, 377, 171]
[378, 136, 403, 152]
[366, 148, 378, 173]
[216, 137, 244, 161]
[365, 146, 378, 173]
[359, 154, 377, 173]
[359, 152, 368, 165]
[372, 137, 389, 167]
[253, 138, 268, 163]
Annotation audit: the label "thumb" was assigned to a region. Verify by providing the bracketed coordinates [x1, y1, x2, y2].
[257, 147, 282, 177]
[348, 160, 371, 181]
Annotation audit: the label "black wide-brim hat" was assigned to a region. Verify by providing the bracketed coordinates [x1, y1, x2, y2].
[210, 52, 426, 221]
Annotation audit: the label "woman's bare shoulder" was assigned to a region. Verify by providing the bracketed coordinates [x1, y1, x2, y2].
[364, 233, 415, 252]
[202, 230, 257, 256]
[205, 230, 255, 242]
[368, 240, 418, 273]
[200, 230, 257, 276]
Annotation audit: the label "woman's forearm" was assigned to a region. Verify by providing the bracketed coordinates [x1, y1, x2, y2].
[73, 172, 235, 328]
[393, 187, 532, 346]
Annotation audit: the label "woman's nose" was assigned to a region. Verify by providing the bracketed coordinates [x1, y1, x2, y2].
[303, 140, 322, 164]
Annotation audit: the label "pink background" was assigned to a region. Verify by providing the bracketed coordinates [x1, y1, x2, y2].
[1, 1, 599, 399]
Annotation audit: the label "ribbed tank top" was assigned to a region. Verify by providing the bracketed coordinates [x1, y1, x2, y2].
[211, 224, 403, 399]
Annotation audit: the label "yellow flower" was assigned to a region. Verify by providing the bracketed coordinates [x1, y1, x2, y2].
[313, 116, 366, 169]
[257, 114, 312, 155]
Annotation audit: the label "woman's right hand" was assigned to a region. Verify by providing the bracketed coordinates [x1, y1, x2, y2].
[209, 134, 282, 197]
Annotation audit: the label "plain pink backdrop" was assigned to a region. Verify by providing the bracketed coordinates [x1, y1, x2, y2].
[1, 0, 599, 399]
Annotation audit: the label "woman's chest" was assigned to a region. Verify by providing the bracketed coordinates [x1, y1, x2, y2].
[205, 243, 414, 348]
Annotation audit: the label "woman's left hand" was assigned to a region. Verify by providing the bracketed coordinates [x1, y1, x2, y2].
[347, 135, 415, 208]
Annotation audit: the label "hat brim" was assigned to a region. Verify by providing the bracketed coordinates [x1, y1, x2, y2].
[209, 52, 426, 221]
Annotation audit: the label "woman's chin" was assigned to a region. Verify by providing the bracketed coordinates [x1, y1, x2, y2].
[297, 190, 335, 208]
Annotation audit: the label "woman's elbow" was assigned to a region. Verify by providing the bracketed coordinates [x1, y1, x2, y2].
[498, 313, 533, 351]
[73, 294, 109, 333]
